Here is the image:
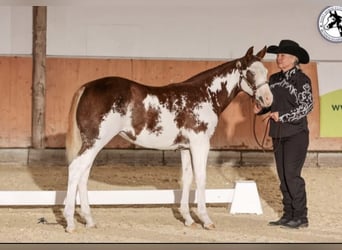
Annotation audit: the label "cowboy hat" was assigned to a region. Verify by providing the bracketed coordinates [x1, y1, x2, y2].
[267, 39, 310, 64]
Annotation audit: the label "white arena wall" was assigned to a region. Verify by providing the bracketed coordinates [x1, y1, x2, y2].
[0, 0, 341, 61]
[0, 0, 341, 166]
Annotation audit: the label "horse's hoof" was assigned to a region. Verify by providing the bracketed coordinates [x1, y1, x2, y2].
[65, 227, 76, 233]
[190, 223, 199, 229]
[185, 222, 198, 229]
[86, 223, 97, 229]
[204, 223, 216, 230]
[184, 219, 194, 227]
[184, 222, 198, 228]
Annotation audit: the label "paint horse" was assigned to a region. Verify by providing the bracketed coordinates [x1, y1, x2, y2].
[63, 46, 273, 233]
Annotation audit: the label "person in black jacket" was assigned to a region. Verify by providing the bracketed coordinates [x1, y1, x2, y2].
[254, 40, 313, 229]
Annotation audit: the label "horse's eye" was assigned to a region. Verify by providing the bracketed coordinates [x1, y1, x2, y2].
[247, 71, 256, 78]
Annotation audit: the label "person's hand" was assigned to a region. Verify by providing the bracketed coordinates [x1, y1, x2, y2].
[269, 112, 279, 122]
[253, 103, 262, 114]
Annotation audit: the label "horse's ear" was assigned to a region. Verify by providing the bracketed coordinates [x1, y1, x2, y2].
[244, 47, 254, 62]
[245, 46, 254, 58]
[256, 46, 267, 59]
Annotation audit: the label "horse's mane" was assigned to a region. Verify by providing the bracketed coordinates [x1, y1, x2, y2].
[182, 58, 238, 84]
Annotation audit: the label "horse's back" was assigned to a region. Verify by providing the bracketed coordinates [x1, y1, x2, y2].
[81, 76, 134, 100]
[77, 76, 137, 116]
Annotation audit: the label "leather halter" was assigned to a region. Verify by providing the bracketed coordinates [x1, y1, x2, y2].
[237, 69, 269, 97]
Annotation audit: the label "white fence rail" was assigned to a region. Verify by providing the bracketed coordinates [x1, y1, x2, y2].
[0, 181, 263, 214]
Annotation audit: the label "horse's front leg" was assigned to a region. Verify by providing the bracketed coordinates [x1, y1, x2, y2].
[190, 140, 215, 229]
[179, 149, 195, 227]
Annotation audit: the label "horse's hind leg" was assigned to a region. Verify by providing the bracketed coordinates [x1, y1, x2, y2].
[65, 139, 114, 232]
[69, 116, 123, 231]
[78, 159, 96, 229]
[179, 149, 195, 227]
[64, 153, 94, 233]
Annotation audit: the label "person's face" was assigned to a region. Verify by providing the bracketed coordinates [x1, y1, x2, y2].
[276, 53, 298, 72]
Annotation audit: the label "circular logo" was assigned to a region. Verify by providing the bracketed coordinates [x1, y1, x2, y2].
[318, 6, 342, 43]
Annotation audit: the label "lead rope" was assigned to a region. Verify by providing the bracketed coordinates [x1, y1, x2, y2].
[252, 111, 282, 153]
[253, 114, 271, 152]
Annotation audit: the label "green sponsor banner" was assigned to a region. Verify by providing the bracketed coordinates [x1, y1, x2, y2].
[318, 63, 342, 137]
[320, 90, 342, 137]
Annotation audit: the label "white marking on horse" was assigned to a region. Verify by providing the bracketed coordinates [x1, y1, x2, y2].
[211, 72, 240, 94]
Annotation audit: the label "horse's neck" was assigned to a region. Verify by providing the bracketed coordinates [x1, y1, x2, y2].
[207, 69, 241, 115]
[184, 60, 241, 115]
[185, 60, 237, 83]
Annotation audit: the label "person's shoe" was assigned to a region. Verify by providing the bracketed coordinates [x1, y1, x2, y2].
[268, 217, 291, 226]
[281, 219, 308, 229]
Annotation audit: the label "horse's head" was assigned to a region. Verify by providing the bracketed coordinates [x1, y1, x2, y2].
[325, 11, 341, 29]
[236, 46, 273, 108]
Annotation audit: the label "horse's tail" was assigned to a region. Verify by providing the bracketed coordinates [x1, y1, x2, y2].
[66, 86, 85, 164]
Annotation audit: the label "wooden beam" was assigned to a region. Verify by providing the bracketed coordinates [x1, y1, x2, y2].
[32, 6, 47, 149]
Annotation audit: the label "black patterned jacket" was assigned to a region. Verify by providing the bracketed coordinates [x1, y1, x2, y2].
[258, 67, 313, 138]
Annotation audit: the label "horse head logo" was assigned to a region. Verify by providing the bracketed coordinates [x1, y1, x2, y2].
[325, 10, 342, 36]
[318, 6, 342, 43]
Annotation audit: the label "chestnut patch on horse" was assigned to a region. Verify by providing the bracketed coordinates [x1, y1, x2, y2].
[130, 84, 148, 137]
[148, 82, 210, 133]
[146, 106, 163, 135]
[173, 132, 190, 145]
[130, 84, 164, 137]
[77, 77, 131, 153]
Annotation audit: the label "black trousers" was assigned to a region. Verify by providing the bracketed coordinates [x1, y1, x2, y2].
[272, 129, 309, 220]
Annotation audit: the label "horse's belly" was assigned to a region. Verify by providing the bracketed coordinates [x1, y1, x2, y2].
[119, 130, 187, 150]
